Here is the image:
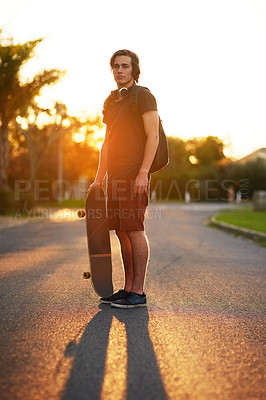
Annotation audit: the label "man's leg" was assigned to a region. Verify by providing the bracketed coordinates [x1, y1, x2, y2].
[126, 230, 150, 295]
[116, 230, 150, 295]
[115, 230, 134, 292]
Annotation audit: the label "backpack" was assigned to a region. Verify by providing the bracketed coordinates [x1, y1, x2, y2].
[103, 85, 169, 174]
[129, 85, 169, 173]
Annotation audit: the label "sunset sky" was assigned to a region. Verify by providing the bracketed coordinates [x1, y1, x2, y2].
[1, 0, 266, 159]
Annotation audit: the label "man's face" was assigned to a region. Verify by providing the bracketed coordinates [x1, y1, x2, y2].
[112, 55, 134, 88]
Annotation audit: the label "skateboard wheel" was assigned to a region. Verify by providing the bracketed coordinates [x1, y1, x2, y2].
[77, 210, 86, 218]
[83, 272, 91, 279]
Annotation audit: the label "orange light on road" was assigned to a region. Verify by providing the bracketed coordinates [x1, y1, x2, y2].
[100, 317, 127, 400]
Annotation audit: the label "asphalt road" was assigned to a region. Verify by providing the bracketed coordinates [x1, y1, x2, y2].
[0, 203, 265, 400]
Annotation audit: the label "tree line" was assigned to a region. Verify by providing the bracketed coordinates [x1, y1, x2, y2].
[151, 136, 266, 201]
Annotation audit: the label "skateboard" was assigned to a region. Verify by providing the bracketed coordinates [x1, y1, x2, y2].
[77, 187, 113, 297]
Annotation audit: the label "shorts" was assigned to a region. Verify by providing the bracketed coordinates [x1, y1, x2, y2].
[107, 179, 149, 232]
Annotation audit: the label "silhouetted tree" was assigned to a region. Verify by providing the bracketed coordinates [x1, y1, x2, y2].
[0, 31, 64, 189]
[186, 136, 225, 166]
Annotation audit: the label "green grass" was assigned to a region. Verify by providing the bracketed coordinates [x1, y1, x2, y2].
[36, 198, 85, 209]
[215, 210, 266, 234]
[218, 205, 253, 213]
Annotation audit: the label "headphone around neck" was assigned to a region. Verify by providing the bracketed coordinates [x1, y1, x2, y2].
[110, 84, 135, 101]
[119, 87, 129, 97]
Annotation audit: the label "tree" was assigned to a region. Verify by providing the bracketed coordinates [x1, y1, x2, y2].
[0, 31, 64, 189]
[12, 101, 101, 176]
[186, 136, 225, 166]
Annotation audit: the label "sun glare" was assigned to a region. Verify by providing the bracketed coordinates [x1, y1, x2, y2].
[95, 141, 103, 151]
[72, 132, 86, 143]
[189, 155, 199, 165]
[86, 127, 105, 151]
[62, 118, 70, 128]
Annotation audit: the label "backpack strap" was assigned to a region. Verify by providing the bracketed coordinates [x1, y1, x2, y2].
[129, 86, 139, 113]
[129, 85, 150, 113]
[103, 85, 151, 114]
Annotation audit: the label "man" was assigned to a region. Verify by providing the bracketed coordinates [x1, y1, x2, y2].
[88, 49, 159, 308]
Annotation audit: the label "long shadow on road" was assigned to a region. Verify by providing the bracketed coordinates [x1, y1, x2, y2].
[61, 305, 167, 400]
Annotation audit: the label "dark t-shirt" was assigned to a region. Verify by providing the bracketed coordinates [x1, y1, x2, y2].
[102, 86, 157, 180]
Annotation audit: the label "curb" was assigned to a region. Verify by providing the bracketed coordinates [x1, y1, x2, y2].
[210, 215, 266, 241]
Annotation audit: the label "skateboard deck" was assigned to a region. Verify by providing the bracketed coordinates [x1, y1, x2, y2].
[78, 187, 113, 297]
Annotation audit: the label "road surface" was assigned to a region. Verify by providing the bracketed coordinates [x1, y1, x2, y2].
[0, 203, 265, 400]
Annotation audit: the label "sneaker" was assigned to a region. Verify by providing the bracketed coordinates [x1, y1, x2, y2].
[99, 289, 129, 304]
[111, 292, 147, 308]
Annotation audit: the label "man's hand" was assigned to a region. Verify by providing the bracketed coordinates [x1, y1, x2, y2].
[134, 171, 149, 196]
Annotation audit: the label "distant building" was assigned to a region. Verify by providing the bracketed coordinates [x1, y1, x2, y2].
[236, 148, 266, 164]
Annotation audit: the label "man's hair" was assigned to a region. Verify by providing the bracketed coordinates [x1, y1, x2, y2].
[110, 49, 140, 83]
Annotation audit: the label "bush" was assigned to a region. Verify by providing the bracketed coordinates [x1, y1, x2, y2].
[0, 189, 35, 214]
[0, 189, 15, 214]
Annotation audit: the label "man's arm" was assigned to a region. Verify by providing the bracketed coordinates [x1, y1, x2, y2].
[134, 111, 159, 195]
[87, 129, 108, 192]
